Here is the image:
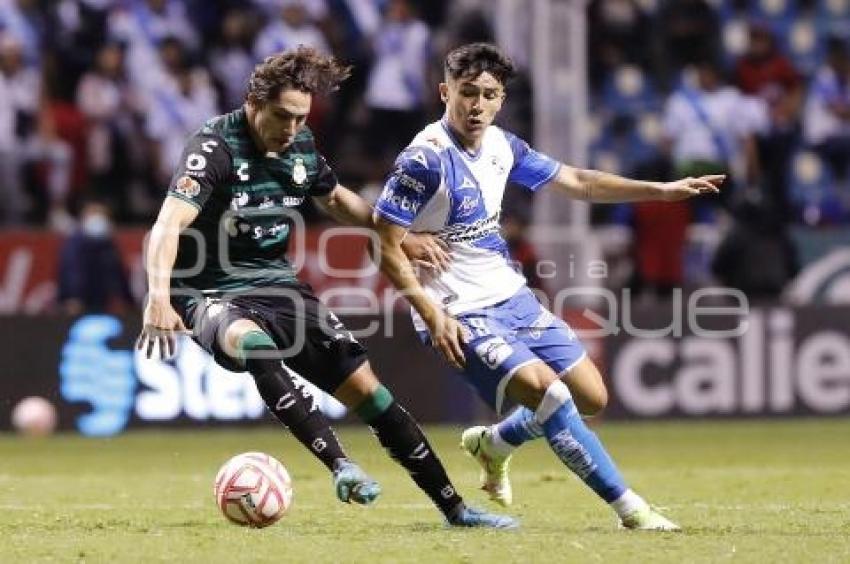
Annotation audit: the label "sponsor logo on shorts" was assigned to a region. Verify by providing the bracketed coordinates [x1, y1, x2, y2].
[474, 337, 514, 369]
[174, 175, 201, 198]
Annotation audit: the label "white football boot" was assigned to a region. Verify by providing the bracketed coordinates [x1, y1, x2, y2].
[619, 506, 682, 532]
[460, 426, 513, 507]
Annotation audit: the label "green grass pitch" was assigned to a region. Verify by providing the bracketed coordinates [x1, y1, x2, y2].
[1, 420, 849, 563]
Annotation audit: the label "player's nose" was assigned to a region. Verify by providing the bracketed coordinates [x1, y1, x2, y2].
[283, 117, 299, 136]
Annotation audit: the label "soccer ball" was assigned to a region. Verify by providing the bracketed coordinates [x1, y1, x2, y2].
[11, 396, 57, 437]
[214, 452, 293, 528]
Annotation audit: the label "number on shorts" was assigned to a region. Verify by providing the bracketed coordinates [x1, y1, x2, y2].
[468, 317, 490, 337]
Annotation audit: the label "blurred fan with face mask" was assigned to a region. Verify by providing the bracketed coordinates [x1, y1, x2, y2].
[57, 201, 135, 315]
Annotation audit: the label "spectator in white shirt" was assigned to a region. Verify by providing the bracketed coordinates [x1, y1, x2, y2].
[0, 50, 21, 224]
[0, 0, 43, 67]
[0, 33, 75, 228]
[363, 0, 431, 171]
[253, 0, 330, 61]
[662, 59, 764, 209]
[76, 41, 141, 220]
[108, 0, 199, 94]
[145, 37, 217, 187]
[803, 37, 850, 183]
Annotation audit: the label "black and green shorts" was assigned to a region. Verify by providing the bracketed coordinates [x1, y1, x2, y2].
[173, 284, 368, 394]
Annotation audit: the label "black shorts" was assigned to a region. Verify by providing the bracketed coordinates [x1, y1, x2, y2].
[173, 285, 368, 395]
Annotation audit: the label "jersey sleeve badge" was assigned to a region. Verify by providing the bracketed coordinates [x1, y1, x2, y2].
[174, 175, 201, 198]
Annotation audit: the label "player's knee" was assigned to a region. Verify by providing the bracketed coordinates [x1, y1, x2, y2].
[577, 386, 608, 418]
[562, 358, 609, 418]
[221, 319, 270, 361]
[333, 363, 394, 422]
[507, 362, 561, 409]
[335, 362, 381, 410]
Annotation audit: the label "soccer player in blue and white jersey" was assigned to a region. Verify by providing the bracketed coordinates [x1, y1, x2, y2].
[373, 43, 724, 531]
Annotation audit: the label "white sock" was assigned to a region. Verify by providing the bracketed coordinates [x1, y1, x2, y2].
[488, 425, 517, 458]
[609, 489, 649, 519]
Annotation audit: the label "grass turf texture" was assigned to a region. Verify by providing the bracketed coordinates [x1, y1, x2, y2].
[1, 420, 848, 563]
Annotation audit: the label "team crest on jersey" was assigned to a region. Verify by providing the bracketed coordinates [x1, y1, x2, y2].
[292, 157, 307, 185]
[457, 195, 480, 217]
[174, 176, 200, 198]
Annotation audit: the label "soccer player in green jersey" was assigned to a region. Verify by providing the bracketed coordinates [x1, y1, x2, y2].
[135, 47, 515, 528]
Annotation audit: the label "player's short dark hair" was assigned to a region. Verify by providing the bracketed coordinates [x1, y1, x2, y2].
[444, 43, 516, 85]
[246, 46, 351, 105]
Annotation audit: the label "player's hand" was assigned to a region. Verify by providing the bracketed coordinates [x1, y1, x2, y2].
[426, 310, 468, 369]
[658, 175, 725, 201]
[136, 297, 190, 360]
[401, 232, 451, 272]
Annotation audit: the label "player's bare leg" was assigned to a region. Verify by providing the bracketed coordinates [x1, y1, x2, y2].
[561, 357, 608, 418]
[220, 319, 380, 505]
[337, 362, 517, 528]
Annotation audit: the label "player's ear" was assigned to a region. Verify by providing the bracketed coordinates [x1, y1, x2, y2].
[438, 82, 448, 103]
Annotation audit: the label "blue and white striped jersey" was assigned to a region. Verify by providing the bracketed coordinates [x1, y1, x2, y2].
[375, 118, 560, 329]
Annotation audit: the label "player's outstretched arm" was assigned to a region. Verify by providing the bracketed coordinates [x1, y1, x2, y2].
[550, 165, 725, 203]
[136, 196, 198, 359]
[373, 216, 466, 369]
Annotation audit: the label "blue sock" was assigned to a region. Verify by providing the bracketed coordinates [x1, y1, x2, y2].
[537, 380, 627, 503]
[495, 407, 543, 446]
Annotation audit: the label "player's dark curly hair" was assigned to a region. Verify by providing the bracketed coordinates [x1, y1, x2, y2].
[444, 43, 516, 84]
[246, 46, 351, 104]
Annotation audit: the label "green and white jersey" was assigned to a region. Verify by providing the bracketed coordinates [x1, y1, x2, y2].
[167, 107, 337, 295]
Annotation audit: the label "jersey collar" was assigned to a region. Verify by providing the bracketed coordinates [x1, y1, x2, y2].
[441, 117, 483, 161]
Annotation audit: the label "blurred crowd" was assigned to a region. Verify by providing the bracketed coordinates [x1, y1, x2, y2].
[588, 0, 850, 301]
[590, 0, 850, 225]
[5, 0, 850, 312]
[0, 0, 498, 229]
